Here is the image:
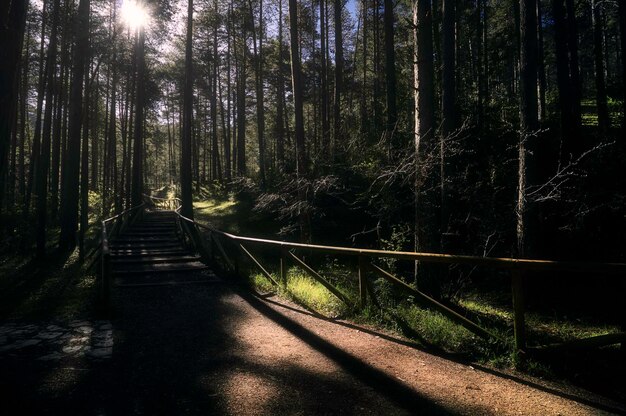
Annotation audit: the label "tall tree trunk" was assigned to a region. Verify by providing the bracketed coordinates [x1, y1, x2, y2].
[413, 0, 439, 293]
[51, 0, 69, 220]
[236, 33, 247, 176]
[251, 0, 266, 185]
[25, 0, 49, 215]
[0, 0, 29, 213]
[360, 0, 368, 138]
[383, 0, 397, 148]
[104, 0, 118, 214]
[211, 0, 221, 183]
[319, 0, 330, 157]
[131, 28, 146, 207]
[225, 5, 232, 180]
[565, 0, 581, 128]
[0, 1, 28, 212]
[59, 0, 90, 250]
[552, 0, 574, 155]
[276, 0, 286, 171]
[440, 0, 456, 247]
[289, 0, 307, 176]
[332, 0, 343, 156]
[289, 0, 310, 242]
[517, 0, 539, 258]
[36, 0, 61, 257]
[618, 1, 626, 128]
[536, 0, 547, 123]
[477, 0, 487, 131]
[19, 24, 32, 204]
[79, 58, 91, 261]
[592, 0, 609, 134]
[181, 0, 194, 219]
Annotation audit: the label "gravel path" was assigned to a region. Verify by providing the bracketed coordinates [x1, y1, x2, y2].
[1, 277, 623, 415]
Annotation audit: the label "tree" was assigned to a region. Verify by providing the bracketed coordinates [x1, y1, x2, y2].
[564, 0, 581, 128]
[591, 0, 609, 134]
[332, 0, 343, 154]
[59, 0, 90, 250]
[413, 0, 439, 294]
[288, 0, 307, 176]
[517, 0, 538, 257]
[551, 0, 573, 148]
[36, 0, 61, 257]
[0, 0, 28, 213]
[441, 0, 455, 138]
[383, 0, 397, 149]
[131, 26, 146, 207]
[619, 1, 626, 130]
[181, 0, 194, 220]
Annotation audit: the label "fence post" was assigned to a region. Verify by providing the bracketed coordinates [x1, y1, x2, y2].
[280, 245, 287, 286]
[358, 255, 367, 308]
[511, 269, 526, 360]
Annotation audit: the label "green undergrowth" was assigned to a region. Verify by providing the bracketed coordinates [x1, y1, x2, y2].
[250, 267, 352, 317]
[247, 263, 622, 379]
[0, 248, 99, 320]
[198, 188, 624, 400]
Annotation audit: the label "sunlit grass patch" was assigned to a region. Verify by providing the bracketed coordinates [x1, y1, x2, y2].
[394, 303, 482, 352]
[249, 267, 350, 317]
[194, 196, 237, 216]
[459, 298, 513, 321]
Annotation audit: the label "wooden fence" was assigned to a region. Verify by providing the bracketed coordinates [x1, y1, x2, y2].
[117, 196, 626, 357]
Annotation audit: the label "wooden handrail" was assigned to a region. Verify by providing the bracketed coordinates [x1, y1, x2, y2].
[175, 212, 626, 274]
[99, 202, 146, 307]
[103, 202, 146, 224]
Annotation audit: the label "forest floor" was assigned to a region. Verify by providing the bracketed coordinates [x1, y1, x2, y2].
[1, 267, 624, 415]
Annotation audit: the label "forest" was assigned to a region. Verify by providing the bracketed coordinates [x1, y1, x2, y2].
[1, 0, 625, 407]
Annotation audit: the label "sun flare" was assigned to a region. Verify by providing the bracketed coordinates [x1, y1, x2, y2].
[120, 0, 150, 31]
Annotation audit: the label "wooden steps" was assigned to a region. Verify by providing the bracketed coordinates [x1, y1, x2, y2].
[110, 210, 213, 286]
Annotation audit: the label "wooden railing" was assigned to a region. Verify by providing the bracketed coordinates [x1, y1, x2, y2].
[100, 202, 145, 305]
[142, 193, 182, 211]
[134, 196, 626, 357]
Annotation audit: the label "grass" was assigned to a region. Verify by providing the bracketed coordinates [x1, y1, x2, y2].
[196, 187, 624, 400]
[250, 267, 351, 318]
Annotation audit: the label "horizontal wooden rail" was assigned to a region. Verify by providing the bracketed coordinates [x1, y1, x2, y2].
[170, 202, 626, 358]
[177, 217, 626, 275]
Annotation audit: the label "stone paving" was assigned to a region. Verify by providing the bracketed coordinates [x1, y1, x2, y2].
[0, 320, 113, 361]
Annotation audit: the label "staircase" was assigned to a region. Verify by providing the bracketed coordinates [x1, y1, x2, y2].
[109, 210, 213, 286]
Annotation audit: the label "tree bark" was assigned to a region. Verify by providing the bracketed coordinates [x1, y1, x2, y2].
[25, 0, 49, 215]
[181, 0, 194, 219]
[618, 1, 626, 128]
[413, 0, 439, 293]
[0, 0, 28, 213]
[592, 0, 609, 134]
[59, 0, 90, 250]
[384, 0, 397, 148]
[565, 0, 581, 128]
[332, 0, 343, 156]
[131, 27, 146, 207]
[36, 0, 61, 257]
[319, 0, 330, 158]
[536, 0, 547, 123]
[551, 0, 573, 152]
[289, 0, 307, 176]
[517, 0, 539, 258]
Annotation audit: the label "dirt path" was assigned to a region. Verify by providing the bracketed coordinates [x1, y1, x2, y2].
[1, 277, 624, 415]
